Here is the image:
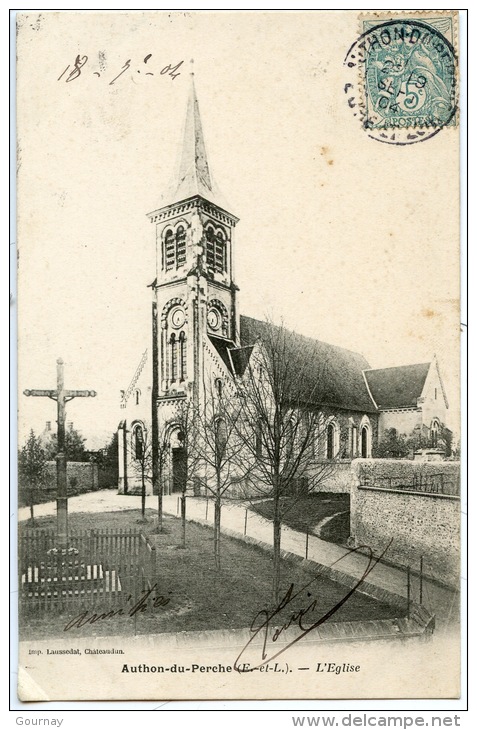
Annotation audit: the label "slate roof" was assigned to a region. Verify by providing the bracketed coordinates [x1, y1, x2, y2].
[208, 335, 255, 378]
[238, 316, 377, 413]
[230, 345, 254, 377]
[364, 363, 431, 409]
[208, 335, 236, 373]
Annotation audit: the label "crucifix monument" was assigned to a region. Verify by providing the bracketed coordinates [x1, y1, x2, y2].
[24, 358, 96, 547]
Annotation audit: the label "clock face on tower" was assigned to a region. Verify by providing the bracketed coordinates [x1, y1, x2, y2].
[207, 308, 221, 332]
[170, 306, 185, 329]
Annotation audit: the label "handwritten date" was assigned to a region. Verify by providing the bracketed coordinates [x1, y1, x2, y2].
[58, 54, 183, 84]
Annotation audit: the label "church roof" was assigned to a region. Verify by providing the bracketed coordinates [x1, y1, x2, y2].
[160, 75, 230, 211]
[364, 362, 431, 409]
[208, 335, 254, 378]
[208, 335, 236, 373]
[239, 316, 377, 413]
[230, 345, 254, 377]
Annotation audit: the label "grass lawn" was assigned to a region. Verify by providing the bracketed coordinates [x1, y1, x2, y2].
[19, 508, 403, 639]
[250, 494, 350, 544]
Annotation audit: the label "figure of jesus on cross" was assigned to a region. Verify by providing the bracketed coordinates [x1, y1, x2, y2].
[24, 358, 96, 547]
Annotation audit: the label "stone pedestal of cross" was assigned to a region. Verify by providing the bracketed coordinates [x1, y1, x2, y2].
[24, 358, 96, 548]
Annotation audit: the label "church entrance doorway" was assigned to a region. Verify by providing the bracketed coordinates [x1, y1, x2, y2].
[172, 447, 186, 493]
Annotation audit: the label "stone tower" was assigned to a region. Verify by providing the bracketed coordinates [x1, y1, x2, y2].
[147, 75, 240, 493]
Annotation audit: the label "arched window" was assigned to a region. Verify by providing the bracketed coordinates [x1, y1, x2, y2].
[179, 331, 187, 381]
[326, 423, 335, 460]
[163, 225, 187, 271]
[215, 378, 223, 398]
[325, 419, 341, 459]
[170, 333, 178, 381]
[206, 226, 216, 269]
[205, 225, 227, 274]
[164, 228, 175, 271]
[133, 424, 144, 460]
[215, 418, 227, 461]
[358, 417, 372, 459]
[215, 230, 225, 272]
[430, 419, 439, 448]
[135, 389, 140, 406]
[361, 426, 369, 458]
[176, 225, 186, 267]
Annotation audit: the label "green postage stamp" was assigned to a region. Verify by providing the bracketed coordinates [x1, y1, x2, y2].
[344, 13, 458, 145]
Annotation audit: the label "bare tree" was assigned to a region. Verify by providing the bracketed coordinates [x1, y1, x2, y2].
[195, 377, 251, 570]
[154, 424, 171, 533]
[129, 424, 152, 521]
[234, 319, 336, 603]
[129, 423, 170, 528]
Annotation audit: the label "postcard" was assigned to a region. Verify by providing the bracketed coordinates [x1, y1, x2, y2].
[16, 10, 462, 701]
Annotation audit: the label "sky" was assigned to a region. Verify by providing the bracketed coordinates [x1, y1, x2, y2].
[15, 10, 461, 447]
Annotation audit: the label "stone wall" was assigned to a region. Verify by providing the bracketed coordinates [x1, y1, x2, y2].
[352, 458, 460, 495]
[211, 461, 354, 499]
[350, 459, 460, 587]
[44, 461, 99, 496]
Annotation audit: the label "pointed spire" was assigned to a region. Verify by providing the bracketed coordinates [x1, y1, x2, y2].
[177, 69, 212, 191]
[164, 68, 229, 211]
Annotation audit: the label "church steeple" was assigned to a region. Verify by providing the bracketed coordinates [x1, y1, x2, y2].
[147, 75, 238, 258]
[165, 72, 228, 211]
[148, 77, 240, 401]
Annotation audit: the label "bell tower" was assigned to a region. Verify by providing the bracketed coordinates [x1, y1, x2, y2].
[147, 74, 240, 403]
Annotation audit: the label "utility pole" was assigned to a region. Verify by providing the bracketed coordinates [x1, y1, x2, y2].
[24, 358, 96, 547]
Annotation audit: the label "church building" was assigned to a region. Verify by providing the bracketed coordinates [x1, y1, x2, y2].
[117, 77, 450, 496]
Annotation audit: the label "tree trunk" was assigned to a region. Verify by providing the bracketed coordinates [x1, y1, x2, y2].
[272, 517, 281, 604]
[180, 493, 186, 548]
[29, 498, 34, 525]
[214, 499, 221, 571]
[141, 468, 146, 519]
[272, 474, 281, 604]
[157, 468, 163, 532]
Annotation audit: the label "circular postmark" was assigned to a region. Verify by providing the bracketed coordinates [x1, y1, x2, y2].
[344, 18, 458, 145]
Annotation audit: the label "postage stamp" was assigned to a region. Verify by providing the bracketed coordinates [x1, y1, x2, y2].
[344, 13, 458, 145]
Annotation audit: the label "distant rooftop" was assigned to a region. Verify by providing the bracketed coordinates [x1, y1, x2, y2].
[364, 363, 431, 409]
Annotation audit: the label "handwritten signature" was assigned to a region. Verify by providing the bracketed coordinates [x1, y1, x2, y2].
[234, 541, 392, 672]
[58, 54, 183, 85]
[63, 584, 171, 631]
